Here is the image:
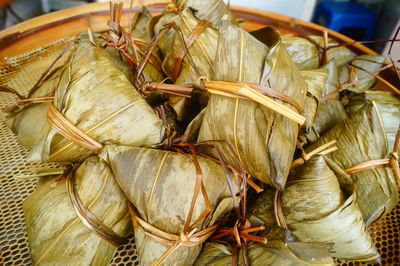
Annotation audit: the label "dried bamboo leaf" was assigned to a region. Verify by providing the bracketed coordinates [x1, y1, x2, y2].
[153, 8, 218, 121]
[81, 33, 135, 82]
[299, 68, 328, 131]
[153, 12, 180, 56]
[102, 145, 238, 266]
[199, 23, 307, 189]
[6, 102, 51, 149]
[131, 7, 154, 41]
[339, 54, 385, 93]
[23, 157, 131, 265]
[194, 228, 333, 265]
[289, 191, 379, 261]
[176, 0, 237, 26]
[304, 60, 347, 143]
[28, 37, 164, 162]
[182, 108, 206, 143]
[162, 8, 218, 86]
[249, 156, 379, 260]
[345, 90, 400, 150]
[307, 102, 399, 225]
[282, 35, 355, 70]
[162, 9, 218, 121]
[283, 156, 345, 223]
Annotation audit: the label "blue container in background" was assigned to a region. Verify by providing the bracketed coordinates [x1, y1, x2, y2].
[313, 1, 377, 41]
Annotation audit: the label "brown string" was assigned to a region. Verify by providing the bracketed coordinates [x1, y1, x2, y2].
[140, 81, 193, 98]
[67, 168, 128, 247]
[47, 104, 103, 154]
[171, 20, 211, 81]
[274, 189, 288, 229]
[211, 224, 267, 244]
[192, 140, 253, 265]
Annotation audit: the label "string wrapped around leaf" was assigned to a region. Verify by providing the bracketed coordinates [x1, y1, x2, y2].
[198, 22, 307, 190]
[2, 42, 75, 149]
[306, 102, 400, 225]
[23, 157, 131, 265]
[27, 35, 166, 163]
[101, 139, 250, 266]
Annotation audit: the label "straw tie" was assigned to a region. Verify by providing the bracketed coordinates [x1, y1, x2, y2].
[200, 78, 306, 125]
[291, 140, 338, 169]
[140, 81, 193, 98]
[47, 104, 104, 154]
[67, 168, 128, 247]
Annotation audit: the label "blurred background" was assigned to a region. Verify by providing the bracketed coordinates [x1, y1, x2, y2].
[0, 0, 398, 55]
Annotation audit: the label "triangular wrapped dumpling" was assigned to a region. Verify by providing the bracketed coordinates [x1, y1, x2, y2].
[249, 156, 380, 261]
[23, 156, 131, 265]
[102, 145, 238, 266]
[282, 156, 345, 223]
[339, 54, 385, 93]
[282, 35, 355, 70]
[29, 37, 165, 162]
[345, 90, 400, 150]
[307, 103, 399, 225]
[198, 23, 306, 189]
[130, 7, 154, 41]
[3, 39, 80, 150]
[5, 66, 65, 149]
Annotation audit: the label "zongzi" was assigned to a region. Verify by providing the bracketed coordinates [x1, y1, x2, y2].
[28, 36, 165, 162]
[339, 54, 385, 93]
[282, 35, 355, 70]
[4, 44, 75, 149]
[249, 155, 380, 261]
[345, 90, 400, 150]
[23, 156, 131, 265]
[307, 102, 399, 225]
[153, 8, 218, 121]
[102, 145, 239, 266]
[174, 0, 237, 26]
[198, 23, 306, 189]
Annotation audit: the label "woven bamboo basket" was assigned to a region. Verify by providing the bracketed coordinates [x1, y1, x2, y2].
[0, 1, 399, 265]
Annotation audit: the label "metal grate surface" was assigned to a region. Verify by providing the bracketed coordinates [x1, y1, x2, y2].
[0, 39, 399, 266]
